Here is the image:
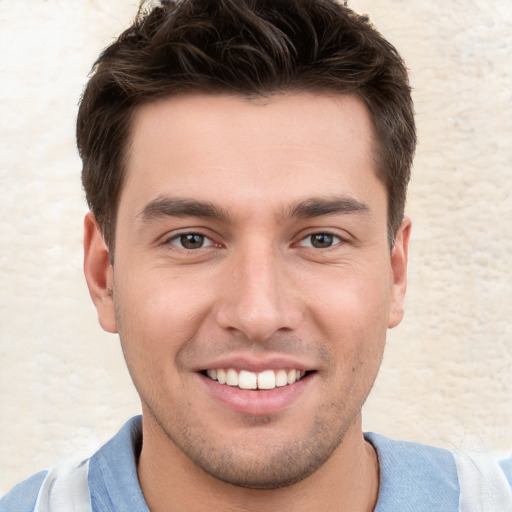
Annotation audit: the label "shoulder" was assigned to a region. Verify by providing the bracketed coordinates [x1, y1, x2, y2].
[0, 471, 48, 512]
[452, 449, 512, 510]
[365, 432, 459, 511]
[365, 432, 459, 477]
[0, 417, 144, 512]
[365, 432, 512, 512]
[499, 455, 512, 487]
[365, 433, 460, 511]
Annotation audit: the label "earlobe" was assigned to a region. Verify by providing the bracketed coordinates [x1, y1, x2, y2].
[83, 212, 118, 333]
[388, 217, 411, 329]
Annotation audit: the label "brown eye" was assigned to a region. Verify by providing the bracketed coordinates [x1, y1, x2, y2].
[297, 233, 342, 249]
[171, 233, 212, 249]
[310, 233, 334, 248]
[181, 234, 204, 249]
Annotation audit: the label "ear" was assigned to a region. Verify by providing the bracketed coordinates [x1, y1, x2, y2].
[388, 217, 411, 329]
[83, 212, 117, 333]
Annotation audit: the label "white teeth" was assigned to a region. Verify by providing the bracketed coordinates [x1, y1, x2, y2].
[258, 370, 276, 389]
[226, 368, 238, 386]
[238, 370, 257, 390]
[275, 369, 288, 387]
[205, 368, 307, 390]
[217, 368, 226, 384]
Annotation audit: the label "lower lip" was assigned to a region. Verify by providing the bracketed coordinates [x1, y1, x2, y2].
[199, 373, 313, 416]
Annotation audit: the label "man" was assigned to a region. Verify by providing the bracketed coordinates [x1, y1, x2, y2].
[1, 0, 511, 511]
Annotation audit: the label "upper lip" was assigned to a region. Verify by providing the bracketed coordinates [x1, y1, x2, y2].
[194, 353, 314, 373]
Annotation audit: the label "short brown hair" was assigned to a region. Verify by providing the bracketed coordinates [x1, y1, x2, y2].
[77, 0, 415, 253]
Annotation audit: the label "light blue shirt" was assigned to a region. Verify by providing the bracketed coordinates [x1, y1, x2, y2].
[2, 416, 511, 511]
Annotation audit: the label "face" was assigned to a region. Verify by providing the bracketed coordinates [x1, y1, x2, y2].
[85, 93, 409, 489]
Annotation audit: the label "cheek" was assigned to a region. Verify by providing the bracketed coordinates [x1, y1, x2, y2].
[310, 269, 392, 338]
[114, 270, 215, 361]
[306, 268, 390, 386]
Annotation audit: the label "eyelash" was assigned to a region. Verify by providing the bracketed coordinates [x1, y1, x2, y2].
[163, 230, 346, 252]
[165, 232, 217, 250]
[296, 231, 345, 250]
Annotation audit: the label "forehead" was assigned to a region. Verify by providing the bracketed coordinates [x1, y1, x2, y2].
[121, 93, 384, 220]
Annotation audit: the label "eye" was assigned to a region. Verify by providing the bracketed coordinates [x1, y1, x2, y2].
[169, 233, 214, 250]
[297, 233, 342, 249]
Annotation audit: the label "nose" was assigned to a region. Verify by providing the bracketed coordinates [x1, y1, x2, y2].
[215, 242, 303, 342]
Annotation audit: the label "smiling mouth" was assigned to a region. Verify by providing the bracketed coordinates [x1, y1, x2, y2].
[202, 368, 310, 390]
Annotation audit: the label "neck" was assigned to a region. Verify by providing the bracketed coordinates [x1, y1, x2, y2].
[137, 413, 380, 512]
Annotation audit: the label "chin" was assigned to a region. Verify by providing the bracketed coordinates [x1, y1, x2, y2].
[157, 411, 349, 490]
[196, 445, 332, 490]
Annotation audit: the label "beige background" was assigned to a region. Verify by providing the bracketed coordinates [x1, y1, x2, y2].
[1, 0, 511, 494]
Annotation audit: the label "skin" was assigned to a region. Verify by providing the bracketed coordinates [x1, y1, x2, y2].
[84, 93, 410, 512]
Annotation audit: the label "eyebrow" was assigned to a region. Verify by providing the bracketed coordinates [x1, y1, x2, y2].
[137, 194, 371, 226]
[286, 196, 371, 219]
[137, 197, 231, 224]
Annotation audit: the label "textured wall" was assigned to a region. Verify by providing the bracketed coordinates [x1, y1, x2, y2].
[1, 0, 511, 494]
